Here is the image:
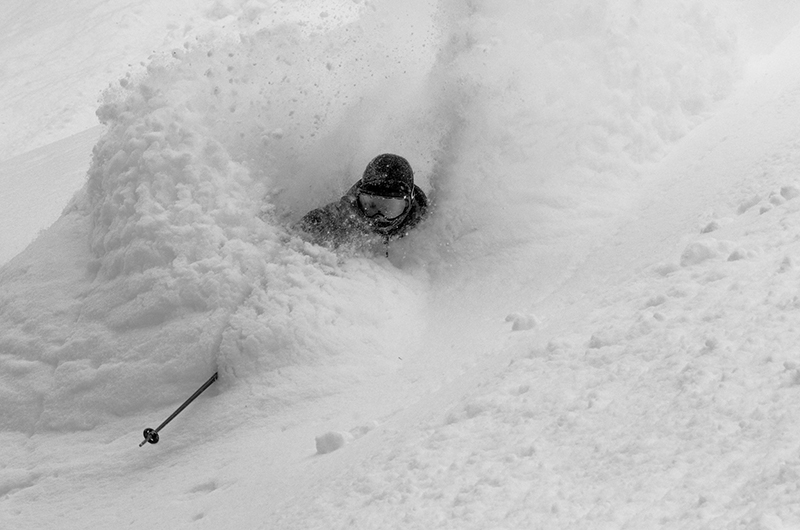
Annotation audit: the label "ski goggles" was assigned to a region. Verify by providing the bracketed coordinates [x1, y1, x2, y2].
[357, 193, 410, 220]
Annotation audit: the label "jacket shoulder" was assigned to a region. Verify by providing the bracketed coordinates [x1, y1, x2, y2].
[296, 195, 366, 246]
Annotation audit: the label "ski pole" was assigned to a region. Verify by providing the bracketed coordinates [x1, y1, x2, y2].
[139, 372, 218, 447]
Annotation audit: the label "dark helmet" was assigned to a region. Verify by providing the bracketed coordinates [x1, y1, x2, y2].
[358, 154, 414, 198]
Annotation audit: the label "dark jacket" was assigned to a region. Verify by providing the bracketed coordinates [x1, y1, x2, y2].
[297, 180, 428, 249]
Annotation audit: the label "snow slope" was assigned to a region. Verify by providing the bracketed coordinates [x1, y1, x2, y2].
[0, 127, 101, 265]
[3, 0, 800, 528]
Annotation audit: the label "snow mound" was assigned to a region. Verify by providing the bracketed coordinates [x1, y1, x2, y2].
[315, 431, 353, 455]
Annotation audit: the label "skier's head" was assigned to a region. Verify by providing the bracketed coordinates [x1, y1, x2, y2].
[359, 154, 414, 198]
[357, 154, 415, 228]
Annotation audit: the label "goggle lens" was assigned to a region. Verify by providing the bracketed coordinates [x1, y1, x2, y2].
[358, 193, 409, 220]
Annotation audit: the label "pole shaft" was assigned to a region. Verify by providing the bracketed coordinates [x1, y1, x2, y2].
[154, 372, 218, 434]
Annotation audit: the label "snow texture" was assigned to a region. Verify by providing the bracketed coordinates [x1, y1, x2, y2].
[3, 0, 800, 528]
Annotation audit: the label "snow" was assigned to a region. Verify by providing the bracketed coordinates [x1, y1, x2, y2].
[3, 0, 800, 528]
[315, 430, 353, 455]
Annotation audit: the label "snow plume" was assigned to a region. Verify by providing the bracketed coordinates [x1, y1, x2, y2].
[419, 0, 741, 295]
[1, 0, 439, 432]
[0, 0, 743, 433]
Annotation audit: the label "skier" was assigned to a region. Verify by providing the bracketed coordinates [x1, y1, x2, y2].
[296, 153, 428, 250]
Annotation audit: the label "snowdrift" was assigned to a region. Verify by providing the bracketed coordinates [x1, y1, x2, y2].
[1, 0, 743, 434]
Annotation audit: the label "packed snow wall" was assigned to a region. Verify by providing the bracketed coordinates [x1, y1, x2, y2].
[0, 0, 744, 432]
